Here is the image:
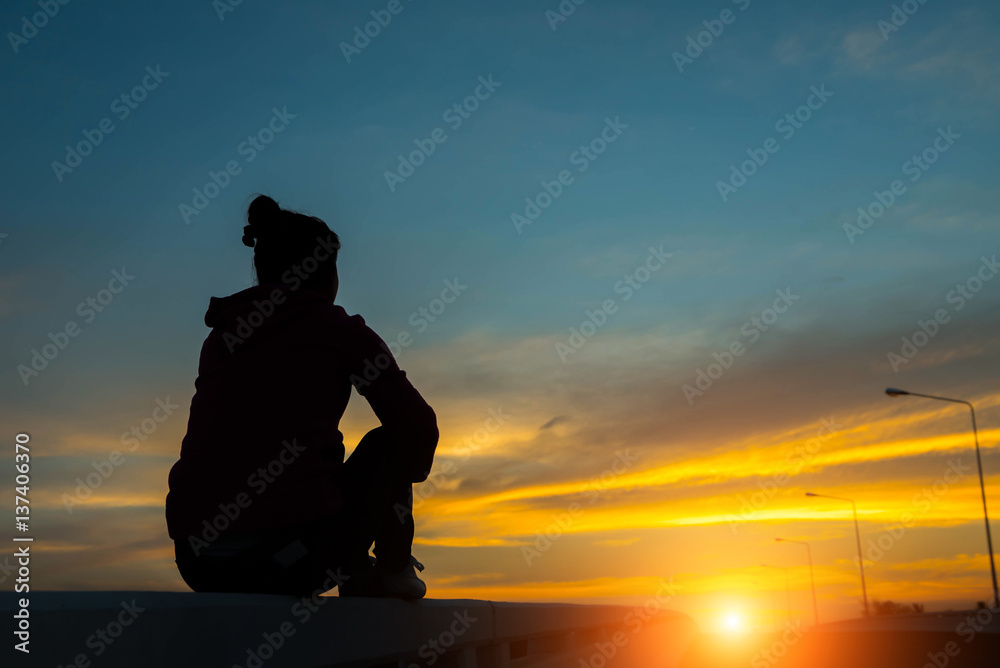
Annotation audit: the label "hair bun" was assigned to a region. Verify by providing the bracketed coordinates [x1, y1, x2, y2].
[248, 195, 281, 227]
[244, 195, 282, 247]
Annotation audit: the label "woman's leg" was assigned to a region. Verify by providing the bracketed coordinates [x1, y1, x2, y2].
[173, 521, 353, 596]
[337, 427, 415, 571]
[172, 427, 416, 596]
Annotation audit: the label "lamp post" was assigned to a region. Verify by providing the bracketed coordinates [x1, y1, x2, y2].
[885, 388, 999, 609]
[761, 564, 793, 625]
[806, 492, 869, 617]
[777, 538, 819, 626]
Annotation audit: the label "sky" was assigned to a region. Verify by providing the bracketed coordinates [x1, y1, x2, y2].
[1, 0, 999, 633]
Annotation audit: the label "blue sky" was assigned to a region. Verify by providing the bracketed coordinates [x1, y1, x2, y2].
[2, 0, 995, 413]
[2, 0, 1000, 626]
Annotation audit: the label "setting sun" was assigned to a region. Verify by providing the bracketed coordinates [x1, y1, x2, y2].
[723, 612, 745, 635]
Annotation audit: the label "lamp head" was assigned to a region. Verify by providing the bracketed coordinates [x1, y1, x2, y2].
[885, 387, 909, 397]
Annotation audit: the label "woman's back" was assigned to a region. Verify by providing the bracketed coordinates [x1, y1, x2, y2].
[166, 284, 360, 542]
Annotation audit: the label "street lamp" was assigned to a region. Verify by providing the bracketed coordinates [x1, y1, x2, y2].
[776, 538, 819, 626]
[806, 492, 869, 617]
[761, 564, 793, 625]
[885, 388, 999, 608]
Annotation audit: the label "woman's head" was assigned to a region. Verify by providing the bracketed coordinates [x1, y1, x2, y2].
[242, 195, 340, 299]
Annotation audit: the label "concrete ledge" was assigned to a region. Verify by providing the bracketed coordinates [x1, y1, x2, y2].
[1, 591, 697, 667]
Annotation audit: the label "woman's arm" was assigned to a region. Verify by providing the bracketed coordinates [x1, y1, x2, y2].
[346, 318, 439, 482]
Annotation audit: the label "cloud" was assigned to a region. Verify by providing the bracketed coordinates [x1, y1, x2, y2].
[593, 537, 641, 547]
[837, 9, 1000, 117]
[841, 29, 884, 69]
[773, 35, 809, 66]
[539, 415, 570, 430]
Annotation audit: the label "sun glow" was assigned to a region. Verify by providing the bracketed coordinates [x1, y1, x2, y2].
[722, 612, 745, 635]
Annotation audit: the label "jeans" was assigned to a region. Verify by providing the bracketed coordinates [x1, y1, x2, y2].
[174, 427, 414, 595]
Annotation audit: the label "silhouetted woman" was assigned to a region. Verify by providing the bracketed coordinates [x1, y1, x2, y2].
[166, 195, 438, 598]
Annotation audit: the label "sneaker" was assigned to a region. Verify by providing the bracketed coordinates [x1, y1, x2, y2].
[376, 556, 427, 600]
[338, 556, 427, 599]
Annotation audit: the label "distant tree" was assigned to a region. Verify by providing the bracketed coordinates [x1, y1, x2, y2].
[871, 599, 924, 616]
[976, 601, 987, 610]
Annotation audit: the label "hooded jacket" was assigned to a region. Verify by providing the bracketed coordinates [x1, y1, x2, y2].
[165, 284, 438, 542]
